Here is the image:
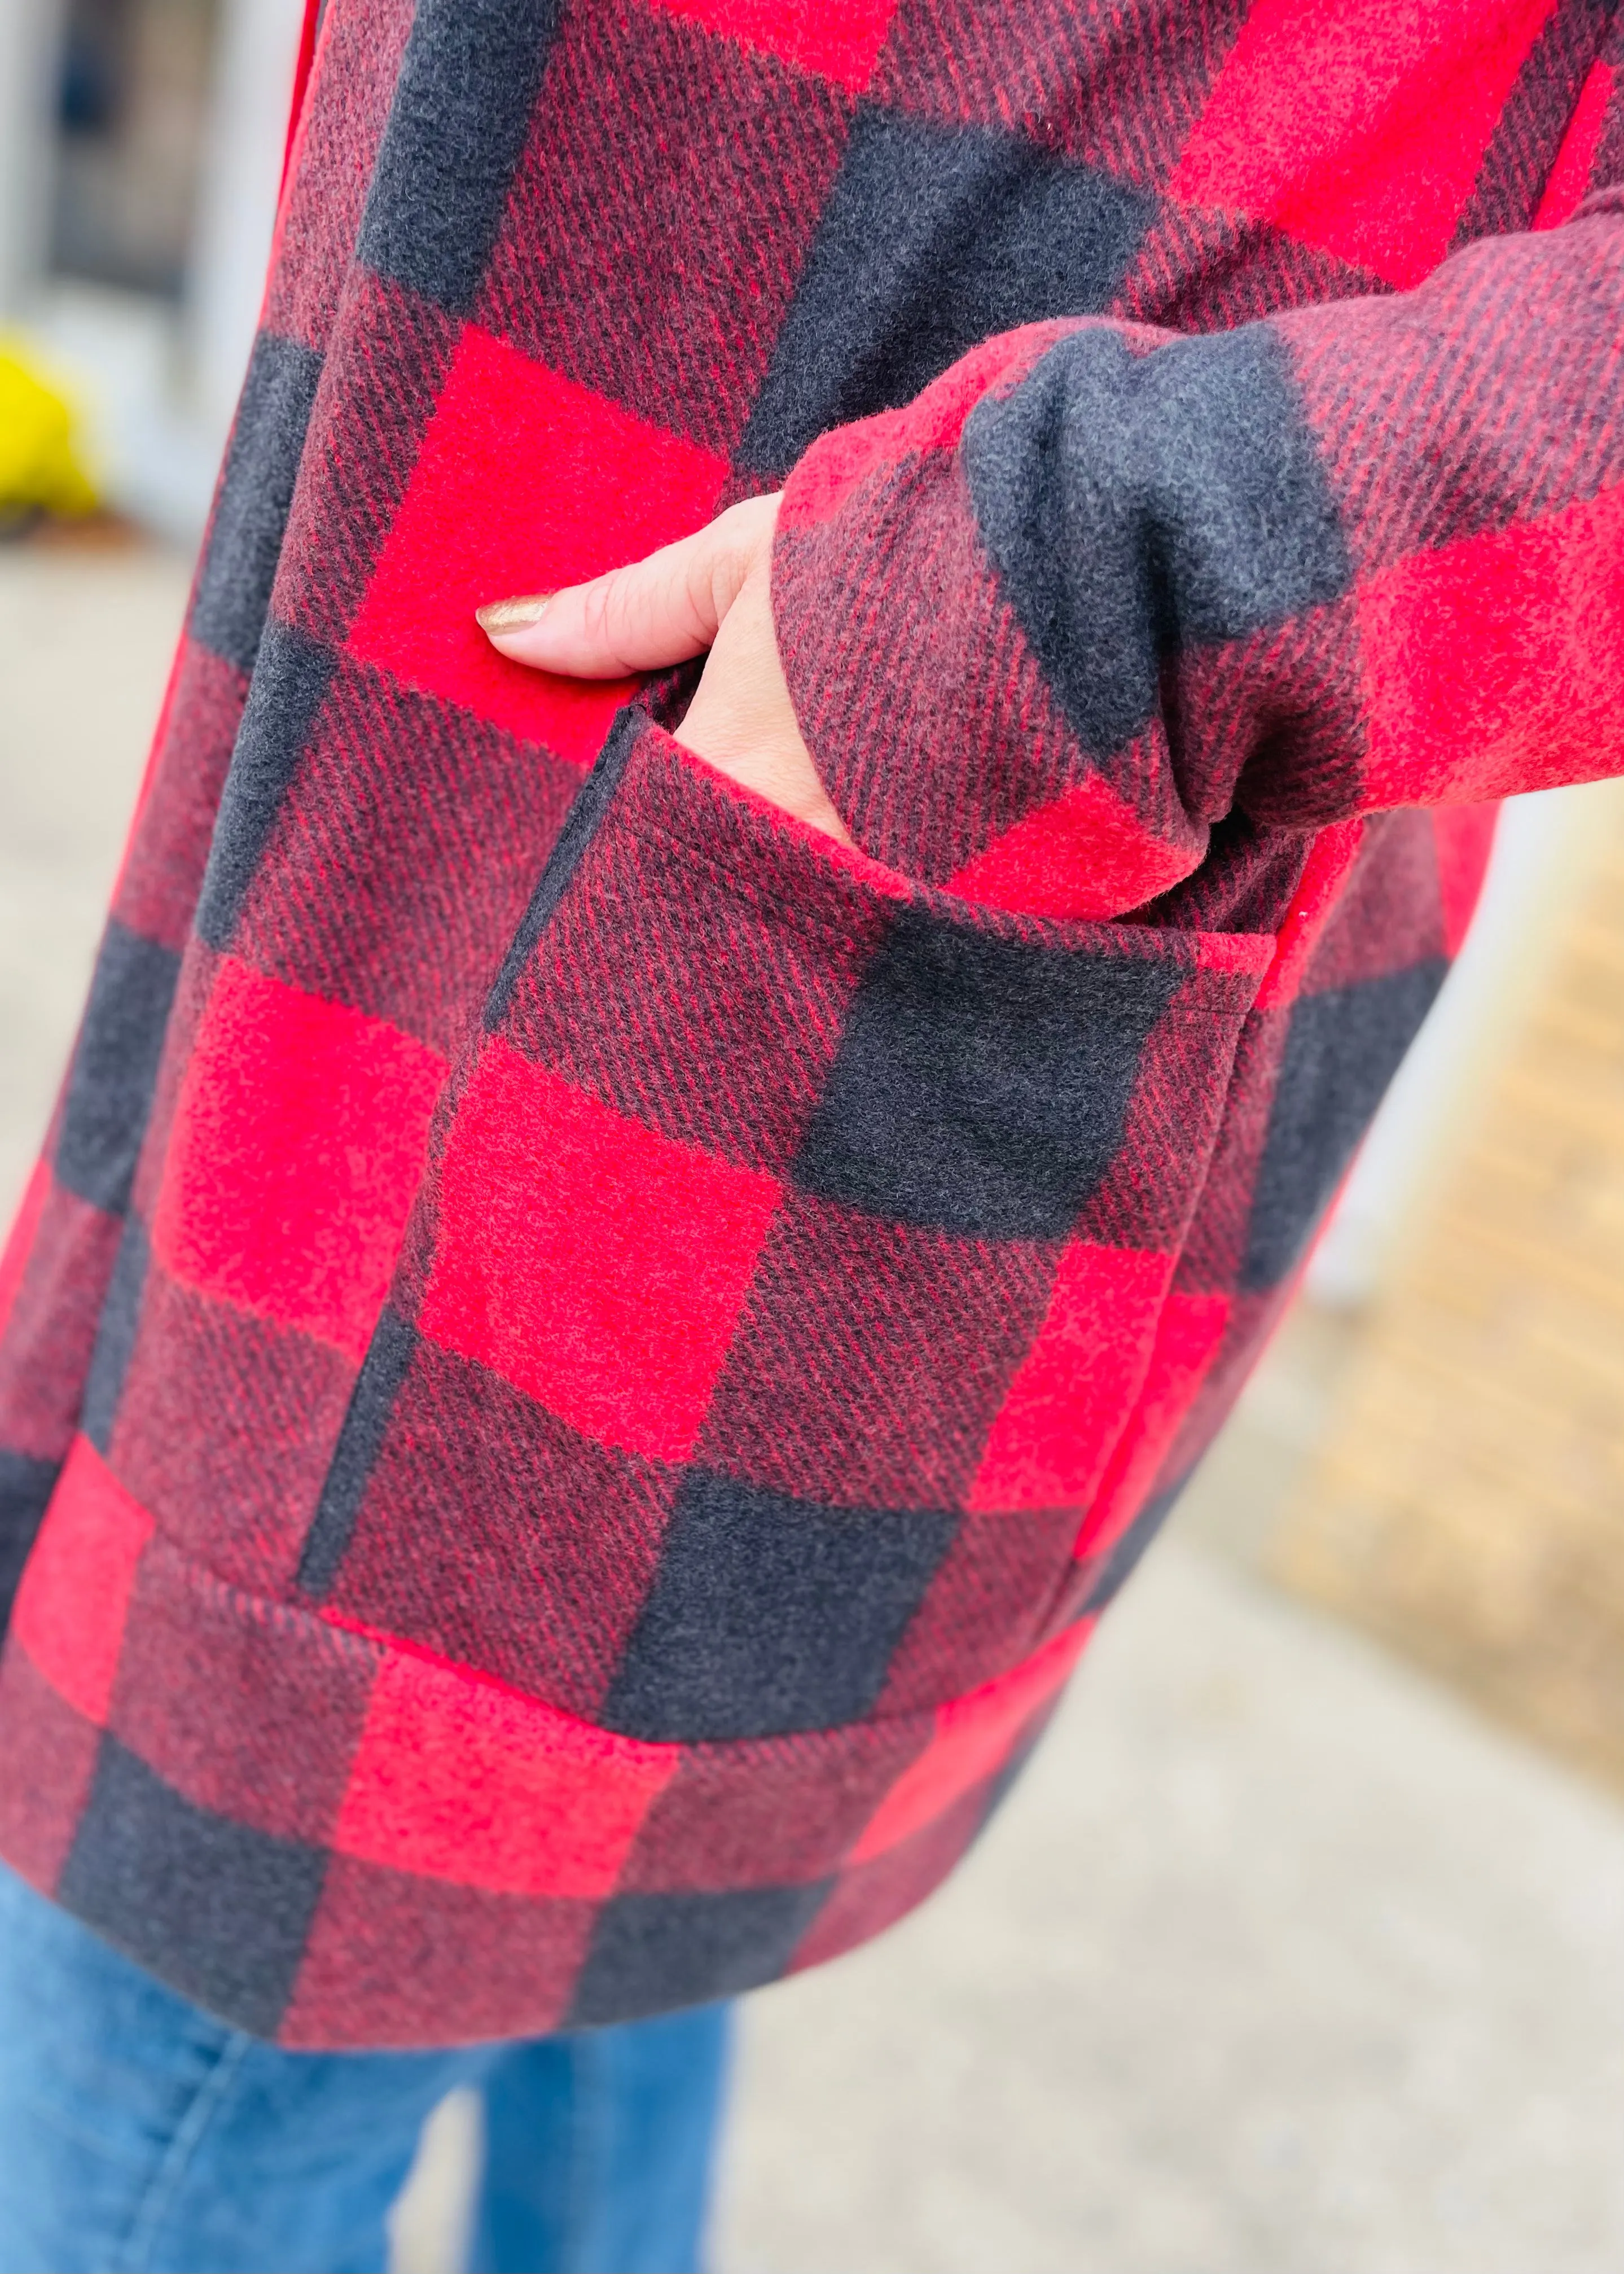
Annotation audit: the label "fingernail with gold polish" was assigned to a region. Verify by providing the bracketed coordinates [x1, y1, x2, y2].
[476, 592, 554, 634]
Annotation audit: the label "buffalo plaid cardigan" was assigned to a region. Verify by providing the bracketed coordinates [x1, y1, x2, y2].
[1, 0, 1622, 2047]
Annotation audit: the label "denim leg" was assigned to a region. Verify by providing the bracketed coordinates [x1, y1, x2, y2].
[470, 2004, 733, 2274]
[0, 1863, 486, 2274]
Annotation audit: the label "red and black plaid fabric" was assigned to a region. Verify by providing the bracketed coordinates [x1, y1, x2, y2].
[2, 0, 1622, 2047]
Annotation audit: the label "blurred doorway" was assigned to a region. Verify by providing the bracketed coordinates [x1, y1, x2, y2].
[0, 0, 302, 535]
[51, 0, 220, 300]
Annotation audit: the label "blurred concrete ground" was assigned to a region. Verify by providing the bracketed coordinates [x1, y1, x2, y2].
[4, 537, 1623, 2274]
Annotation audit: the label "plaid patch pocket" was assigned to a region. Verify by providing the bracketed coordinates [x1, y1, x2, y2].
[296, 707, 1271, 1741]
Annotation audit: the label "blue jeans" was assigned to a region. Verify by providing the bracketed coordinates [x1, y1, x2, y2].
[0, 1864, 730, 2274]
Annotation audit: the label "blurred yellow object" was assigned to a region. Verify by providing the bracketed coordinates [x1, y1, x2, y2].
[0, 340, 99, 531]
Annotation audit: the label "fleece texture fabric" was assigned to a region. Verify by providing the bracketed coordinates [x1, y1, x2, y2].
[1, 0, 1622, 2048]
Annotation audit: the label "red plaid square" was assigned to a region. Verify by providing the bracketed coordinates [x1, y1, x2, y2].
[346, 327, 729, 757]
[10, 1438, 152, 1727]
[150, 958, 445, 1360]
[1170, 0, 1554, 286]
[646, 0, 898, 91]
[1358, 480, 1624, 807]
[419, 1042, 781, 1465]
[330, 1640, 678, 1895]
[969, 1239, 1175, 1511]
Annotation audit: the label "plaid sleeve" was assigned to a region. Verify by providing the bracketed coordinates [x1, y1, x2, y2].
[772, 45, 1624, 925]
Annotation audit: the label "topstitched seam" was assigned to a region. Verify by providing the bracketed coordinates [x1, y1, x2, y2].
[119, 2027, 253, 2273]
[57, 1515, 1070, 1749]
[610, 804, 1268, 1005]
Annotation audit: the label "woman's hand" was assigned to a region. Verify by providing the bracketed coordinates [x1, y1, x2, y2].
[476, 492, 851, 844]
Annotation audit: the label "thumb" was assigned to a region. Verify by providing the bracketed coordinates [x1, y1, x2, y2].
[476, 493, 779, 678]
